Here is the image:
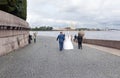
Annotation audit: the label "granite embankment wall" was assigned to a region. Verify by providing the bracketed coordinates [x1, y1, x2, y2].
[0, 10, 29, 56]
[83, 39, 120, 50]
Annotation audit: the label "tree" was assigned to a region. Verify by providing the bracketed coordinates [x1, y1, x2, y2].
[31, 26, 53, 31]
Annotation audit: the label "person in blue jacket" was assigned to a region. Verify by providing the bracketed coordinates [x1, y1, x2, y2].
[57, 32, 65, 51]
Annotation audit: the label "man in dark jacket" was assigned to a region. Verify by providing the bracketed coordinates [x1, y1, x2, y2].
[28, 34, 32, 44]
[74, 34, 77, 42]
[77, 33, 83, 49]
[57, 32, 65, 51]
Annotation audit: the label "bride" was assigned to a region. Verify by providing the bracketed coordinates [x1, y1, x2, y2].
[64, 32, 74, 50]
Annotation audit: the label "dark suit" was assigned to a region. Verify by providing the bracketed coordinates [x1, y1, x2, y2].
[77, 35, 83, 49]
[57, 34, 65, 51]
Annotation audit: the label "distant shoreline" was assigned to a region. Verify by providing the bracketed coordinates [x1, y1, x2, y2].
[30, 30, 120, 31]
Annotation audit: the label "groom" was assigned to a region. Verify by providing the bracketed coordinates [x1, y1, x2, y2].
[57, 32, 65, 51]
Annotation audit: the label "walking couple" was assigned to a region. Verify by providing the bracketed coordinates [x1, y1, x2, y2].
[57, 31, 84, 51]
[57, 32, 73, 51]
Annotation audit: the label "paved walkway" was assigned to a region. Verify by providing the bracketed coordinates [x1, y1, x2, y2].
[0, 36, 120, 78]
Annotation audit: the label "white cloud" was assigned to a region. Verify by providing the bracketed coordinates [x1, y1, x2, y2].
[27, 0, 120, 29]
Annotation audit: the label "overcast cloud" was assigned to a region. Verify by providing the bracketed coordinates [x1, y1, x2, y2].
[27, 0, 120, 29]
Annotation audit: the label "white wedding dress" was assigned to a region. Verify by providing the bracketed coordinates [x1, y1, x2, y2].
[64, 35, 74, 50]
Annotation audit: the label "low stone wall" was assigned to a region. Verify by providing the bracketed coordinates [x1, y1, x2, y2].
[83, 39, 120, 50]
[0, 33, 29, 55]
[0, 10, 29, 56]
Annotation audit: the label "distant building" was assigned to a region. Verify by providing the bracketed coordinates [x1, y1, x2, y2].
[53, 26, 75, 31]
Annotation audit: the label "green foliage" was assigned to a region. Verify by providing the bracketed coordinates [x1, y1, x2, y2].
[31, 26, 53, 31]
[0, 0, 27, 20]
[0, 0, 8, 5]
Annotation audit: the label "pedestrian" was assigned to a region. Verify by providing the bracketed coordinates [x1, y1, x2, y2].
[74, 34, 77, 42]
[57, 32, 65, 51]
[33, 32, 37, 43]
[77, 33, 83, 49]
[28, 34, 32, 44]
[63, 31, 74, 50]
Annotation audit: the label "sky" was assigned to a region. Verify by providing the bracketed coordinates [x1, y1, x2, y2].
[27, 0, 120, 29]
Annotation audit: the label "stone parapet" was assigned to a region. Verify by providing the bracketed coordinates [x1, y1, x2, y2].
[0, 10, 29, 56]
[0, 10, 28, 28]
[83, 39, 120, 50]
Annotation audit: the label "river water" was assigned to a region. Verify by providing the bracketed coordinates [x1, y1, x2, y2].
[31, 31, 120, 41]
